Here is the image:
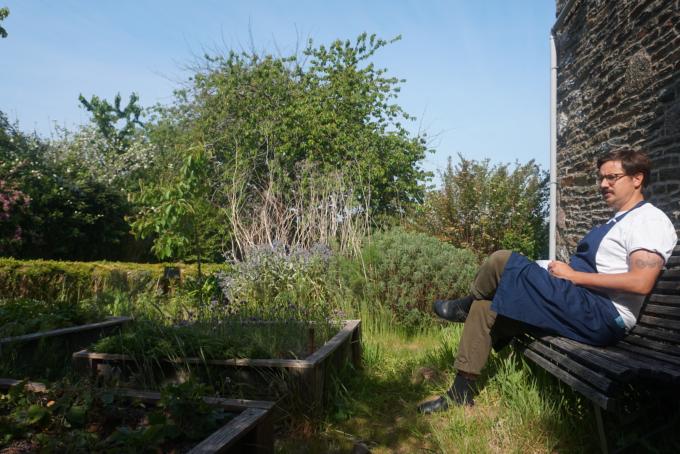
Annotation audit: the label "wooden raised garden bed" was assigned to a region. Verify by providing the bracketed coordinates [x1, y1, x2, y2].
[0, 378, 274, 453]
[73, 319, 362, 411]
[0, 316, 131, 379]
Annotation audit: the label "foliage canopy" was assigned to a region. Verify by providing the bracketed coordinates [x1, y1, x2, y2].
[0, 7, 9, 39]
[131, 33, 431, 261]
[0, 112, 133, 260]
[415, 154, 549, 259]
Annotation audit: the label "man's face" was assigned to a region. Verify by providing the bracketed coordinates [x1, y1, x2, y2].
[598, 160, 643, 210]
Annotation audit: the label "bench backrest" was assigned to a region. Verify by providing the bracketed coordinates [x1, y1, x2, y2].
[628, 242, 680, 354]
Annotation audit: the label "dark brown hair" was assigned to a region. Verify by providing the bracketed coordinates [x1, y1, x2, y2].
[597, 148, 651, 187]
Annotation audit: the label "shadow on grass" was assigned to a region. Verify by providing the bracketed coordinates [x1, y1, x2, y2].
[276, 332, 444, 452]
[276, 323, 680, 453]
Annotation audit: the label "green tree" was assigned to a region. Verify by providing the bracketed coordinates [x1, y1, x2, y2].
[134, 33, 431, 260]
[78, 92, 143, 154]
[187, 33, 430, 214]
[131, 144, 217, 272]
[38, 94, 155, 261]
[415, 154, 548, 259]
[0, 7, 9, 39]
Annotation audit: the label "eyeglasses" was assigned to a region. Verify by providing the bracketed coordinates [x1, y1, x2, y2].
[596, 173, 627, 184]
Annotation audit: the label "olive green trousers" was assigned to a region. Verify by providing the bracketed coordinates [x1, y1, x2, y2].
[453, 250, 531, 375]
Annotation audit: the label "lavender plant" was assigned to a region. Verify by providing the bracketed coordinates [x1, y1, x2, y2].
[217, 242, 336, 321]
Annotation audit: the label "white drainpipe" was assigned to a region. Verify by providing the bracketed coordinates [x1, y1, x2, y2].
[549, 35, 557, 261]
[549, 0, 577, 260]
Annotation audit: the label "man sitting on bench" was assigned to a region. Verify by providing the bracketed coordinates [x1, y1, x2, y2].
[418, 149, 678, 414]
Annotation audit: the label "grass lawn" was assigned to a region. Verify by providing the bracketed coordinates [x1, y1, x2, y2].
[277, 312, 600, 453]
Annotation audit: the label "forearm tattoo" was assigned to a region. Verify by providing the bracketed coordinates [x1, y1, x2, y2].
[634, 255, 664, 269]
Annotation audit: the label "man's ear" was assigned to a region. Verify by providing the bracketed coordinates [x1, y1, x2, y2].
[632, 172, 644, 189]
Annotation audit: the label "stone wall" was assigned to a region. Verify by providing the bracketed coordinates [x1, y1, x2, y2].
[554, 0, 680, 260]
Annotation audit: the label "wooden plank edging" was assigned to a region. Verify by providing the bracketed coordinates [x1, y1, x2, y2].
[305, 319, 361, 365]
[115, 388, 274, 411]
[0, 316, 132, 344]
[188, 407, 270, 454]
[74, 319, 361, 370]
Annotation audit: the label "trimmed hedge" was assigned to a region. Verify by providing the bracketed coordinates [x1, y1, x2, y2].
[0, 258, 226, 301]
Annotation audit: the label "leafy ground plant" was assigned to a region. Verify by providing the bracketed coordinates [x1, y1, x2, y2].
[0, 379, 235, 453]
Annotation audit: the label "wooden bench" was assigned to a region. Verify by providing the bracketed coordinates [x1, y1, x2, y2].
[515, 241, 680, 453]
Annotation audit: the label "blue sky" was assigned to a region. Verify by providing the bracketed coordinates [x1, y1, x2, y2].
[1, 1, 556, 180]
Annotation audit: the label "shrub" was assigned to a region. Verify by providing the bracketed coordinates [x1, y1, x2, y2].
[0, 112, 141, 261]
[0, 179, 30, 257]
[351, 228, 478, 326]
[415, 154, 548, 259]
[217, 243, 337, 321]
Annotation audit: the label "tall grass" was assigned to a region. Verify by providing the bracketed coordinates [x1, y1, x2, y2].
[227, 160, 370, 260]
[279, 307, 601, 453]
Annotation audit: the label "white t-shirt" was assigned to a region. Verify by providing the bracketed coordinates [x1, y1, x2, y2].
[595, 202, 677, 329]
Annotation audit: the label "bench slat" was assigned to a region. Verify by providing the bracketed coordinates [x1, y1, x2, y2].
[623, 334, 680, 358]
[522, 349, 613, 410]
[630, 325, 680, 344]
[535, 336, 630, 378]
[654, 281, 680, 291]
[641, 304, 680, 317]
[649, 294, 680, 305]
[638, 315, 680, 331]
[540, 336, 680, 381]
[566, 341, 680, 382]
[526, 341, 616, 393]
[659, 269, 680, 280]
[604, 346, 680, 381]
[667, 256, 680, 267]
[617, 341, 680, 367]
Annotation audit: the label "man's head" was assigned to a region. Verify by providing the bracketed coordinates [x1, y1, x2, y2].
[596, 149, 651, 211]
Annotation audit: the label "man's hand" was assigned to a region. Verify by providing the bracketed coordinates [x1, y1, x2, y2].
[547, 260, 577, 282]
[547, 250, 664, 295]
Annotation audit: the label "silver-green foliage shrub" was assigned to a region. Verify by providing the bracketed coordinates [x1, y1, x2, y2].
[218, 243, 335, 321]
[360, 228, 478, 326]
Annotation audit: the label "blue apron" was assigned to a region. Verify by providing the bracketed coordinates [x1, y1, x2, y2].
[490, 201, 647, 346]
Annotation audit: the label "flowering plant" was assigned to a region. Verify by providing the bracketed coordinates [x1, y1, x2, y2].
[217, 242, 336, 321]
[0, 178, 30, 255]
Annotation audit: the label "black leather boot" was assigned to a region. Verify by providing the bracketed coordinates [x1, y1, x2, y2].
[417, 374, 476, 414]
[433, 295, 474, 322]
